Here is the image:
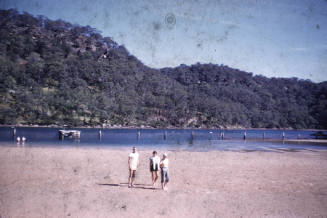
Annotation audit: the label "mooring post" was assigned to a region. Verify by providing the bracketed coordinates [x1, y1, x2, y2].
[99, 130, 102, 140]
[13, 127, 16, 138]
[243, 131, 246, 140]
[191, 131, 195, 140]
[282, 132, 285, 140]
[164, 131, 167, 140]
[137, 130, 141, 140]
[220, 132, 224, 140]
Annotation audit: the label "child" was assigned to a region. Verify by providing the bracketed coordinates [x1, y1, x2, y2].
[160, 153, 169, 191]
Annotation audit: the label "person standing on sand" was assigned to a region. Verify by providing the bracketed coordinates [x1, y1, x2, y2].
[149, 151, 161, 187]
[160, 153, 169, 191]
[128, 147, 139, 188]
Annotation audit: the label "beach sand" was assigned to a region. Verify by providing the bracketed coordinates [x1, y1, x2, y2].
[0, 146, 327, 218]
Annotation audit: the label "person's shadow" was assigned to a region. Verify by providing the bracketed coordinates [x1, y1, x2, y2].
[96, 183, 161, 190]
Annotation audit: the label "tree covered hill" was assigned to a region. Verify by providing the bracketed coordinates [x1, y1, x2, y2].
[0, 9, 326, 129]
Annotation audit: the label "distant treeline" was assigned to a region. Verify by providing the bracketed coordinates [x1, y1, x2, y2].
[0, 9, 326, 129]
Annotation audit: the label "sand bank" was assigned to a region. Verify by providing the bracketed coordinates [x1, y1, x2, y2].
[0, 146, 326, 217]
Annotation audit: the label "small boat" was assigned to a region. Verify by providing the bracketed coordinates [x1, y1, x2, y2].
[59, 130, 81, 139]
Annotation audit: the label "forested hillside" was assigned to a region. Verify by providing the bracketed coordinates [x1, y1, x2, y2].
[0, 9, 326, 129]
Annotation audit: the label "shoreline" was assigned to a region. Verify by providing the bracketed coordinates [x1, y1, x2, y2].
[1, 124, 326, 132]
[283, 139, 327, 143]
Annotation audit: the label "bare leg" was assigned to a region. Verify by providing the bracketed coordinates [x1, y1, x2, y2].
[151, 171, 155, 186]
[131, 170, 136, 187]
[154, 171, 158, 183]
[152, 171, 158, 187]
[128, 169, 133, 187]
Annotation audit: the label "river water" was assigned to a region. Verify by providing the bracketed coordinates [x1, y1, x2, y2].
[0, 127, 326, 151]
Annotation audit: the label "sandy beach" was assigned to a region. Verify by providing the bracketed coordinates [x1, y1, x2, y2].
[0, 146, 327, 218]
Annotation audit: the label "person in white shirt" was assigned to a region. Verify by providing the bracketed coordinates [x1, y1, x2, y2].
[149, 151, 161, 187]
[160, 153, 169, 191]
[128, 147, 139, 188]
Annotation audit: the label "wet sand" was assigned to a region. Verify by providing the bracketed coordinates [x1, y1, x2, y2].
[0, 146, 327, 218]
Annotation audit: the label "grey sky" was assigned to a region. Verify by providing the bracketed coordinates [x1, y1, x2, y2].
[1, 0, 326, 82]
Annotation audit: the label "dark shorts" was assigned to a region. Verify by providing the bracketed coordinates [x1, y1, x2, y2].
[161, 168, 169, 183]
[150, 163, 159, 172]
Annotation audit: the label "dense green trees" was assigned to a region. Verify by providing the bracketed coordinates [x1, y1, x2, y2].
[0, 9, 326, 129]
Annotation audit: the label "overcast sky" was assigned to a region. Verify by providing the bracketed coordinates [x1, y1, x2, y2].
[1, 0, 326, 82]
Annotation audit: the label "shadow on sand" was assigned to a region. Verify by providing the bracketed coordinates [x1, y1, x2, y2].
[96, 183, 161, 190]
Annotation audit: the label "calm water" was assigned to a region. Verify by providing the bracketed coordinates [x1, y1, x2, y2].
[0, 127, 326, 151]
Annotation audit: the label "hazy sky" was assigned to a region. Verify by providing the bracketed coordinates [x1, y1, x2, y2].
[1, 0, 326, 82]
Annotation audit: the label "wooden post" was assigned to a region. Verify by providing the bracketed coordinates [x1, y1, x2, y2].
[282, 132, 285, 140]
[164, 131, 167, 140]
[99, 130, 102, 140]
[59, 131, 63, 140]
[209, 131, 213, 140]
[13, 128, 16, 138]
[243, 131, 246, 140]
[137, 130, 141, 140]
[220, 132, 224, 140]
[191, 131, 195, 140]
